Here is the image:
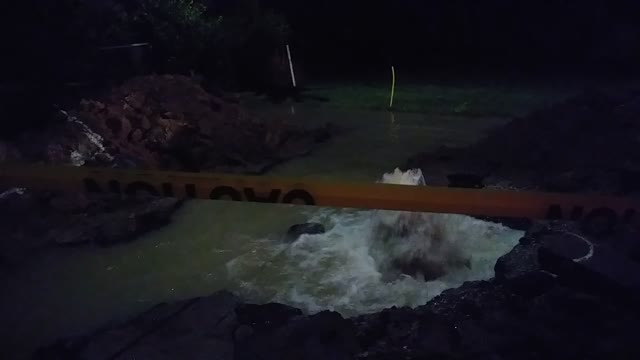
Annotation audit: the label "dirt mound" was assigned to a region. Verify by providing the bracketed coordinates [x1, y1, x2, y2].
[72, 74, 334, 173]
[407, 89, 640, 195]
[5, 75, 334, 174]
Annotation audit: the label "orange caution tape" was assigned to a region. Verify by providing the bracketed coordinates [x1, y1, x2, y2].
[1, 164, 637, 234]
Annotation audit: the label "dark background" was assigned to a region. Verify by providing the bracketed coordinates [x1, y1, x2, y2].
[4, 0, 640, 81]
[1, 0, 639, 136]
[268, 0, 640, 79]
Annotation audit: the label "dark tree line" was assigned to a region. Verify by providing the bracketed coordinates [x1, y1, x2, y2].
[3, 0, 639, 87]
[265, 0, 640, 78]
[2, 0, 290, 87]
[0, 0, 291, 136]
[2, 0, 640, 136]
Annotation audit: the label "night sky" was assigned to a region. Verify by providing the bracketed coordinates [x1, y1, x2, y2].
[263, 0, 640, 77]
[1, 0, 639, 104]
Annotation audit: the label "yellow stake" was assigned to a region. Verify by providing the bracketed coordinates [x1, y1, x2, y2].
[389, 65, 396, 110]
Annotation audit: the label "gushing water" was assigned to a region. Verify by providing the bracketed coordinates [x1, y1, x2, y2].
[226, 168, 522, 316]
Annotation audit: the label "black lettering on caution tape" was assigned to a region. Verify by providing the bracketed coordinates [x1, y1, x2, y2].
[125, 181, 160, 197]
[79, 175, 633, 229]
[84, 178, 316, 206]
[282, 189, 316, 205]
[162, 183, 199, 198]
[185, 184, 197, 198]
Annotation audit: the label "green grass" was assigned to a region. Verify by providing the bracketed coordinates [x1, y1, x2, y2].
[305, 83, 576, 117]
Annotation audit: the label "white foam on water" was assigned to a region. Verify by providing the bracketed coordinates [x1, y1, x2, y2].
[226, 169, 522, 316]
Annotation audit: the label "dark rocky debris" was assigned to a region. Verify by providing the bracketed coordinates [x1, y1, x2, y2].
[406, 89, 640, 196]
[35, 222, 640, 360]
[285, 222, 326, 243]
[0, 189, 183, 267]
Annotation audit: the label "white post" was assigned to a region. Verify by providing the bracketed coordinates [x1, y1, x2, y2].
[389, 66, 396, 110]
[286, 44, 297, 88]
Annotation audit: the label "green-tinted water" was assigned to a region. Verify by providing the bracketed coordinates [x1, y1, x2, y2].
[1, 105, 515, 359]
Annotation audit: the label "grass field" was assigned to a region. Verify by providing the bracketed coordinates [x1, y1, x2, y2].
[303, 82, 577, 117]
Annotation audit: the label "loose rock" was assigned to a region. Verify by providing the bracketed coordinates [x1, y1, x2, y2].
[285, 222, 326, 242]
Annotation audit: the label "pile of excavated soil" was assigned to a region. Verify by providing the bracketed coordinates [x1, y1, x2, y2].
[407, 89, 640, 195]
[73, 74, 335, 173]
[5, 74, 335, 174]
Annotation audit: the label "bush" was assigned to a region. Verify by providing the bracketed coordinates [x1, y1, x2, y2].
[98, 0, 290, 89]
[0, 0, 290, 136]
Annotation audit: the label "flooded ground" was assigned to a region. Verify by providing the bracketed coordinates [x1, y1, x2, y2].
[1, 104, 521, 358]
[263, 104, 512, 180]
